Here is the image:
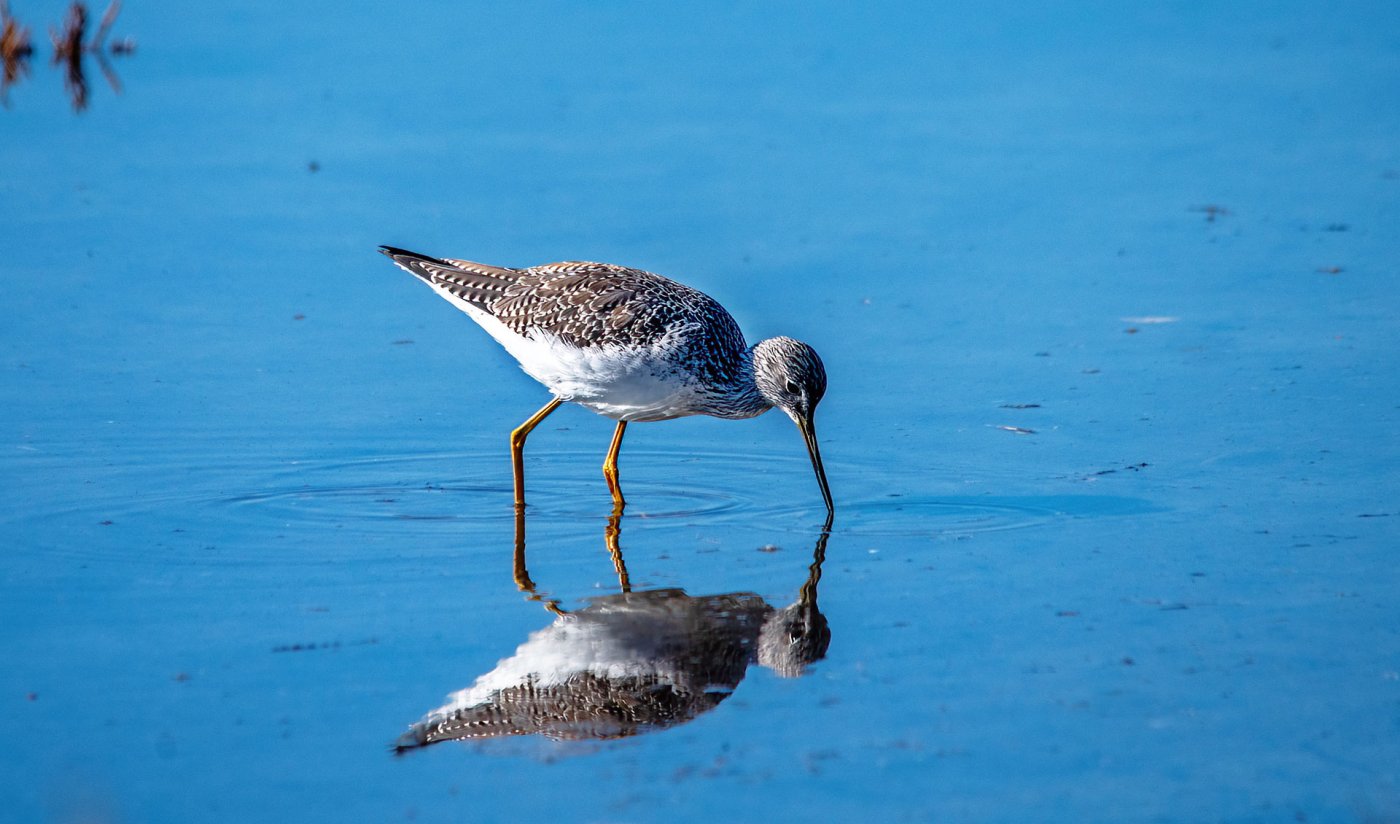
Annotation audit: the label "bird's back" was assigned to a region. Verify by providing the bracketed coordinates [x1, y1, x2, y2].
[496, 261, 737, 352]
[382, 248, 752, 389]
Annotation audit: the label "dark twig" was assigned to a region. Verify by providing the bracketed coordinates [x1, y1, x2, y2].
[1, 1, 34, 106]
[3, 1, 133, 110]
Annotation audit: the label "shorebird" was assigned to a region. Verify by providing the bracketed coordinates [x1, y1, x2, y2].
[394, 516, 830, 749]
[380, 246, 833, 513]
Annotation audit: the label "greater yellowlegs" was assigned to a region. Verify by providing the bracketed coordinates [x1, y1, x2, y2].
[380, 246, 833, 513]
[394, 516, 830, 748]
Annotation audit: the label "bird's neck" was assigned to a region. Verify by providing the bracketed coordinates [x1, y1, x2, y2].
[704, 345, 771, 419]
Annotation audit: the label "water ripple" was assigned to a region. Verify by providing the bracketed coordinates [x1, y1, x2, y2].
[8, 443, 1156, 568]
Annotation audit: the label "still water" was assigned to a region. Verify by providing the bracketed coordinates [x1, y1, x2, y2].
[3, 1, 1399, 821]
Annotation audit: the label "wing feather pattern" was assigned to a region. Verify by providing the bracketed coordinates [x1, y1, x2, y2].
[379, 247, 750, 383]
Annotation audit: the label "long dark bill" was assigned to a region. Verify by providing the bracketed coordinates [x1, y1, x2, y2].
[798, 414, 834, 516]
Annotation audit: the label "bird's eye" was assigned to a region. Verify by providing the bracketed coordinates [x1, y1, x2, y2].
[784, 380, 800, 395]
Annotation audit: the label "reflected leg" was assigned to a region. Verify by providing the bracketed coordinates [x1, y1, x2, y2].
[511, 505, 564, 615]
[603, 509, 632, 593]
[510, 397, 563, 508]
[511, 506, 534, 592]
[602, 420, 627, 508]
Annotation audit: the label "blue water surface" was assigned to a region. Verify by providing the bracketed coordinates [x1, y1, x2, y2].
[3, 1, 1399, 821]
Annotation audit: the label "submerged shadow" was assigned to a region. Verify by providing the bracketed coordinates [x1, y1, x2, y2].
[394, 511, 832, 751]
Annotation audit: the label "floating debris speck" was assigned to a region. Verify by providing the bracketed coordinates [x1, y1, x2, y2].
[1190, 204, 1230, 222]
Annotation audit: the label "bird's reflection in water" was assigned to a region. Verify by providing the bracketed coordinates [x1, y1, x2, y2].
[394, 511, 831, 751]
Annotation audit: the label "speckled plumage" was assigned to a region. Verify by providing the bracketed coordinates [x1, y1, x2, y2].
[379, 244, 834, 510]
[393, 590, 767, 748]
[381, 248, 750, 391]
[398, 671, 733, 744]
[393, 559, 830, 750]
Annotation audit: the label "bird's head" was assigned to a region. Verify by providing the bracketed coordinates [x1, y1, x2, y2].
[752, 337, 832, 513]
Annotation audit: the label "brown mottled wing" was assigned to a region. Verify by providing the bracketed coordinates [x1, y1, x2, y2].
[384, 250, 751, 384]
[490, 261, 744, 352]
[394, 673, 730, 749]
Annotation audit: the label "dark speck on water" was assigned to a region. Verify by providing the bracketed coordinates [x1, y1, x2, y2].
[1191, 204, 1231, 222]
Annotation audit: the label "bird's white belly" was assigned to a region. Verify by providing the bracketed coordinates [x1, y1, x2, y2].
[465, 307, 703, 422]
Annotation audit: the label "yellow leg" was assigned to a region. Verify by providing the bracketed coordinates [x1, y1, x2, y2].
[602, 420, 628, 509]
[604, 509, 632, 593]
[510, 397, 562, 508]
